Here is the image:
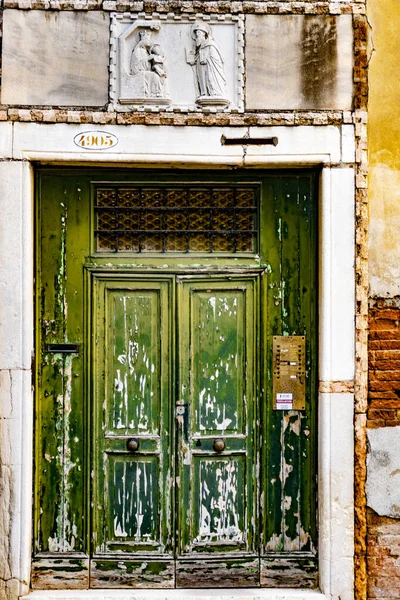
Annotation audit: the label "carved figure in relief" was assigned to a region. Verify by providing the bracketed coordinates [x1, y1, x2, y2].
[129, 29, 169, 102]
[149, 44, 167, 79]
[186, 22, 229, 107]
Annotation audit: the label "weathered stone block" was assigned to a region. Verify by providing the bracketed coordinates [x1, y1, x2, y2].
[367, 426, 400, 518]
[0, 162, 33, 371]
[245, 14, 353, 110]
[1, 10, 110, 106]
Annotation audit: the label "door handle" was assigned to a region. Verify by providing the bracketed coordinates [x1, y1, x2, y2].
[213, 438, 225, 453]
[126, 438, 140, 452]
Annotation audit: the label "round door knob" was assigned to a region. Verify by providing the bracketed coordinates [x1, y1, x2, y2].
[126, 438, 140, 452]
[213, 438, 225, 453]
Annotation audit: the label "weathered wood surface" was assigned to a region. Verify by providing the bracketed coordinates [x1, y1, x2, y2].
[177, 276, 257, 565]
[31, 558, 89, 590]
[90, 560, 175, 588]
[176, 559, 260, 588]
[35, 169, 318, 588]
[261, 175, 317, 557]
[92, 277, 174, 558]
[261, 556, 318, 588]
[35, 174, 90, 558]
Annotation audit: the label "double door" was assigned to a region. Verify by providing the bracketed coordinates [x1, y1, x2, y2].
[34, 169, 318, 589]
[92, 273, 258, 586]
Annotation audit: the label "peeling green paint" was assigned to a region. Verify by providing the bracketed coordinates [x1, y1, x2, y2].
[35, 169, 317, 589]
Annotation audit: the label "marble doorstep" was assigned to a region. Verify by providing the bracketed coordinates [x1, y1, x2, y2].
[22, 591, 329, 600]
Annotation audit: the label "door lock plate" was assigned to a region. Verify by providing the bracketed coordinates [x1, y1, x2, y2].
[273, 336, 306, 410]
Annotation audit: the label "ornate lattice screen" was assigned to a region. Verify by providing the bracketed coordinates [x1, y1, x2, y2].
[95, 186, 258, 253]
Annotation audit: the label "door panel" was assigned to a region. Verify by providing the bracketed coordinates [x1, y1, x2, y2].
[191, 289, 246, 436]
[106, 289, 163, 436]
[35, 175, 89, 557]
[91, 276, 174, 586]
[176, 276, 259, 584]
[193, 455, 245, 545]
[260, 175, 318, 586]
[107, 455, 160, 544]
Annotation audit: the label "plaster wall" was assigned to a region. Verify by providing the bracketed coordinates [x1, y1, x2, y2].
[365, 4, 400, 599]
[368, 0, 400, 298]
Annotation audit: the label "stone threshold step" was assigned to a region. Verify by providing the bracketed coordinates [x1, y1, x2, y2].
[22, 591, 330, 600]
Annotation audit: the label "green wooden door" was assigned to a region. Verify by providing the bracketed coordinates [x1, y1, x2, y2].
[34, 169, 317, 590]
[176, 276, 259, 586]
[90, 274, 259, 587]
[91, 276, 175, 587]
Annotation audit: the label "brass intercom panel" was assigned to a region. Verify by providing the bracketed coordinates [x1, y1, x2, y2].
[273, 336, 306, 410]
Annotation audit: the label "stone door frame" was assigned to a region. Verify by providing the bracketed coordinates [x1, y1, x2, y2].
[0, 121, 355, 600]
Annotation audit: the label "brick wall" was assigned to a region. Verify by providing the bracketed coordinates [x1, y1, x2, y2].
[368, 301, 400, 598]
[367, 509, 400, 599]
[369, 302, 400, 428]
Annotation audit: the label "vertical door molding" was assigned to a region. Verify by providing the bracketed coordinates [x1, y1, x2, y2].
[318, 167, 355, 600]
[0, 162, 34, 597]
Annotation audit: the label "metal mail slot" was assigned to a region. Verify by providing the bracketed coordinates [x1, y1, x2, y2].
[46, 343, 80, 354]
[273, 335, 306, 410]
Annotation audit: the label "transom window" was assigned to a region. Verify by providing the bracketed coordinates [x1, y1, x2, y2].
[95, 185, 258, 253]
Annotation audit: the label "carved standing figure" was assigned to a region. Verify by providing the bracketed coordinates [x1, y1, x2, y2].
[187, 22, 229, 106]
[129, 29, 169, 101]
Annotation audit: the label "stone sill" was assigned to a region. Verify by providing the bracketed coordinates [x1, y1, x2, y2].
[22, 591, 330, 600]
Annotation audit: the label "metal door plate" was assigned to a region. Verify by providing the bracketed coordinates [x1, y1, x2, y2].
[273, 335, 306, 410]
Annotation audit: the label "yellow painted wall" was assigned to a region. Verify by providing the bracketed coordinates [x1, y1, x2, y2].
[368, 0, 400, 297]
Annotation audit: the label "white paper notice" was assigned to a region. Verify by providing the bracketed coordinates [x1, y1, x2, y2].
[276, 392, 293, 410]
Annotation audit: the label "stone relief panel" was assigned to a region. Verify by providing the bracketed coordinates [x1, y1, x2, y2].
[110, 14, 244, 112]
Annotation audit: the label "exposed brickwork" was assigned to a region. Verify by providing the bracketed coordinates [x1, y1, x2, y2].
[0, 107, 351, 126]
[367, 302, 400, 599]
[369, 302, 400, 429]
[353, 17, 369, 598]
[0, 0, 364, 13]
[355, 173, 368, 599]
[354, 14, 368, 110]
[367, 508, 400, 599]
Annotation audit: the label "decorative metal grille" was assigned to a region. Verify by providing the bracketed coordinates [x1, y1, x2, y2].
[95, 186, 258, 253]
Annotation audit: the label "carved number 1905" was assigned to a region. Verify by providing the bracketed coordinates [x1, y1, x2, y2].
[73, 131, 118, 150]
